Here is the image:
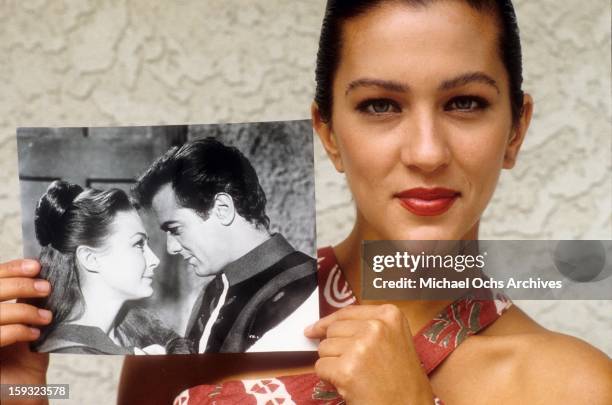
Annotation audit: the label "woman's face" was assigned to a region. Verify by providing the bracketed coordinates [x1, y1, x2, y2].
[94, 210, 160, 300]
[314, 1, 532, 240]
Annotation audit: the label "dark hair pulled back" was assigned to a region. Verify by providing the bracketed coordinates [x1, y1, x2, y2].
[315, 0, 524, 125]
[33, 180, 134, 341]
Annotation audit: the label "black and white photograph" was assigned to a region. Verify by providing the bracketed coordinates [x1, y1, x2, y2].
[17, 120, 318, 355]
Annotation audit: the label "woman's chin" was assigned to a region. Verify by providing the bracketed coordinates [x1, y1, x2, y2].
[131, 284, 154, 299]
[385, 224, 467, 241]
[142, 286, 154, 297]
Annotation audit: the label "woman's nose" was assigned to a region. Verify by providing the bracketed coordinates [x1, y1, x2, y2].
[145, 245, 160, 270]
[399, 109, 451, 173]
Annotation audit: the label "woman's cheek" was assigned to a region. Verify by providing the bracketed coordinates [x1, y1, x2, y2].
[347, 171, 386, 221]
[122, 250, 141, 287]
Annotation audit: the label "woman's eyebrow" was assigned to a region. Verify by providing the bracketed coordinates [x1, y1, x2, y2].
[131, 232, 148, 240]
[345, 78, 409, 95]
[439, 72, 500, 93]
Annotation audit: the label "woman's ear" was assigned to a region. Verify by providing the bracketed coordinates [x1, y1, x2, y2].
[312, 102, 344, 173]
[212, 193, 236, 226]
[76, 245, 101, 273]
[504, 93, 534, 169]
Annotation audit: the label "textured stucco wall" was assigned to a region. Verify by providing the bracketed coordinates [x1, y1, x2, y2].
[0, 1, 610, 404]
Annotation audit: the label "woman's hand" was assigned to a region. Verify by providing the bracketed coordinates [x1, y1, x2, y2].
[305, 304, 435, 405]
[0, 259, 51, 388]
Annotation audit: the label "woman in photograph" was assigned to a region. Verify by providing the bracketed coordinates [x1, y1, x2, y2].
[0, 0, 610, 404]
[1, 180, 184, 356]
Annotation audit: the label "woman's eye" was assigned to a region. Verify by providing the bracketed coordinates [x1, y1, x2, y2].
[134, 240, 145, 249]
[446, 96, 489, 112]
[358, 99, 400, 115]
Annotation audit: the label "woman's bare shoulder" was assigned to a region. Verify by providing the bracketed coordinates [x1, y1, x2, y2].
[433, 305, 612, 404]
[510, 329, 612, 404]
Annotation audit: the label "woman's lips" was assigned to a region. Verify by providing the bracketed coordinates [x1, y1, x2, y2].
[395, 187, 460, 216]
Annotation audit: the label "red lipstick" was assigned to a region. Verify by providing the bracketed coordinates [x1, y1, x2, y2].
[395, 187, 460, 216]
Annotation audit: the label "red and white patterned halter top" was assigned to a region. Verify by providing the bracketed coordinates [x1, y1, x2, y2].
[173, 247, 512, 405]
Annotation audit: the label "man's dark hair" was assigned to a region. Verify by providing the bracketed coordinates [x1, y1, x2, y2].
[133, 138, 270, 230]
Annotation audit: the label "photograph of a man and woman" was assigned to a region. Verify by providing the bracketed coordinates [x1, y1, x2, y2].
[17, 120, 319, 355]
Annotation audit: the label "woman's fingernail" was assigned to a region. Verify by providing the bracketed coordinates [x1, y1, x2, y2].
[304, 324, 314, 334]
[21, 260, 39, 275]
[34, 280, 50, 293]
[38, 309, 52, 320]
[30, 327, 40, 338]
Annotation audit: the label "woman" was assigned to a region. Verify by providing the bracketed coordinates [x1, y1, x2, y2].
[7, 180, 178, 355]
[1, 0, 610, 403]
[125, 1, 610, 403]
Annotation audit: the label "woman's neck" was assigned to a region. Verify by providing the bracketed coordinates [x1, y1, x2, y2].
[332, 218, 480, 333]
[70, 279, 126, 335]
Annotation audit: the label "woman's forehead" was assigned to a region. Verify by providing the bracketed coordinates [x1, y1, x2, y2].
[336, 1, 504, 86]
[109, 210, 145, 237]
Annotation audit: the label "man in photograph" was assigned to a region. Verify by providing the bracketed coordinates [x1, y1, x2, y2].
[133, 138, 317, 353]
